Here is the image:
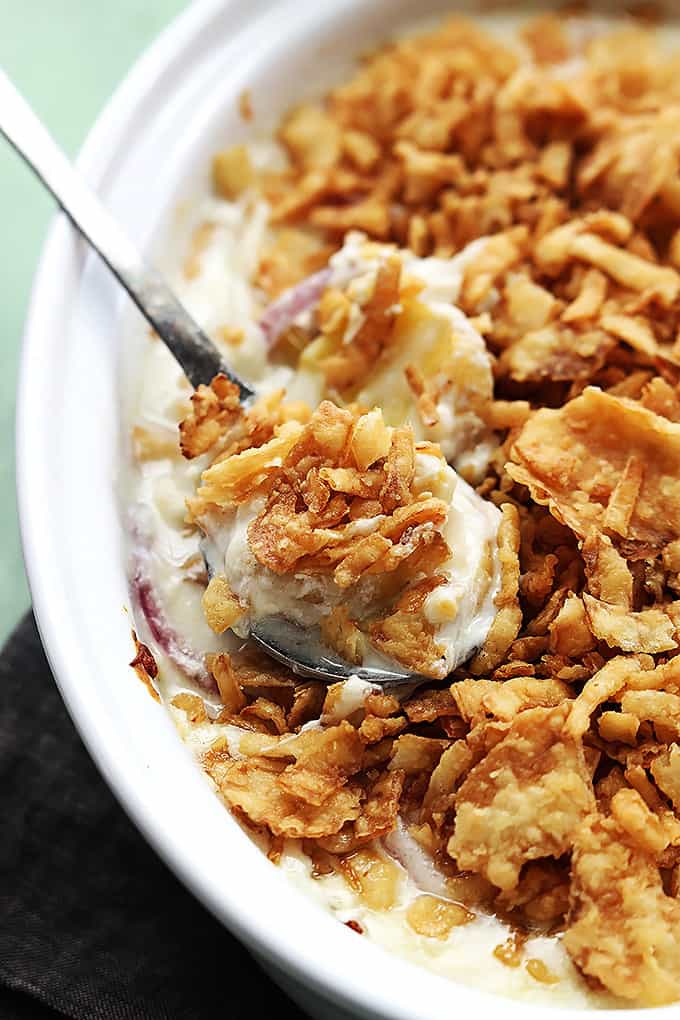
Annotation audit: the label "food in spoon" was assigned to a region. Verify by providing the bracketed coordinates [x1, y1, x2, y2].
[184, 233, 502, 678]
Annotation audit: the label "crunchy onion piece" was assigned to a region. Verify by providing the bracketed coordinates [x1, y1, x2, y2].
[207, 749, 363, 839]
[448, 704, 594, 891]
[470, 504, 522, 674]
[202, 575, 244, 634]
[565, 812, 680, 1005]
[179, 374, 241, 460]
[582, 594, 677, 654]
[129, 631, 160, 703]
[508, 387, 680, 552]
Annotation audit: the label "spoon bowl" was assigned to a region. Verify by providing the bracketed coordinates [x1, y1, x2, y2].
[251, 615, 421, 685]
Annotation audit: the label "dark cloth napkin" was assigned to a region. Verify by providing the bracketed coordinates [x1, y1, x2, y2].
[0, 612, 303, 1020]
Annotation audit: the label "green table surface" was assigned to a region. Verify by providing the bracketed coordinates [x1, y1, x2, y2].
[0, 0, 186, 646]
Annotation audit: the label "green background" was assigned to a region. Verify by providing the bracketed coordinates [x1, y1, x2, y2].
[0, 0, 186, 646]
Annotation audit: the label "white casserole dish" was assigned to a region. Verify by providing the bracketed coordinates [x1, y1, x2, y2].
[16, 1, 672, 1016]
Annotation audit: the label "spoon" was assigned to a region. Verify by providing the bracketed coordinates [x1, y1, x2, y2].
[0, 69, 419, 686]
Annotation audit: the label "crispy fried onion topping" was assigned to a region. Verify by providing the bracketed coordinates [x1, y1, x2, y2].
[565, 812, 680, 1006]
[161, 15, 680, 1005]
[509, 387, 680, 553]
[448, 704, 594, 891]
[192, 398, 455, 677]
[174, 618, 680, 1004]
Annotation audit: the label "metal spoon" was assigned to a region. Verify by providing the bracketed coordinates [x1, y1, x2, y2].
[0, 69, 419, 686]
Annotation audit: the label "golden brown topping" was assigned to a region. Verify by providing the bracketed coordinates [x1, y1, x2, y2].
[508, 388, 680, 553]
[272, 722, 364, 803]
[651, 744, 680, 810]
[205, 746, 362, 839]
[350, 408, 393, 471]
[520, 14, 569, 64]
[561, 269, 607, 324]
[500, 324, 613, 385]
[406, 895, 474, 939]
[448, 705, 595, 891]
[388, 734, 448, 774]
[162, 22, 680, 1001]
[566, 656, 642, 740]
[451, 676, 569, 725]
[367, 579, 448, 679]
[548, 595, 596, 659]
[279, 106, 342, 170]
[129, 631, 160, 703]
[197, 420, 306, 512]
[503, 275, 558, 335]
[641, 377, 680, 422]
[470, 504, 521, 674]
[582, 594, 677, 654]
[565, 812, 680, 1004]
[288, 681, 325, 731]
[212, 145, 254, 199]
[581, 532, 632, 608]
[313, 256, 403, 394]
[201, 575, 244, 634]
[461, 231, 527, 312]
[379, 426, 415, 513]
[497, 859, 570, 925]
[610, 787, 670, 855]
[620, 690, 680, 739]
[570, 234, 680, 306]
[171, 692, 208, 724]
[190, 396, 454, 676]
[207, 653, 247, 714]
[335, 848, 402, 910]
[525, 959, 559, 986]
[603, 454, 645, 539]
[598, 711, 640, 745]
[403, 687, 458, 725]
[318, 769, 405, 854]
[179, 375, 242, 459]
[319, 607, 367, 666]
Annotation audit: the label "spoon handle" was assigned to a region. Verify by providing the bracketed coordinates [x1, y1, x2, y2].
[0, 68, 254, 398]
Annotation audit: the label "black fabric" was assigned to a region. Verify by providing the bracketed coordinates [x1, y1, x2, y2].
[0, 612, 303, 1020]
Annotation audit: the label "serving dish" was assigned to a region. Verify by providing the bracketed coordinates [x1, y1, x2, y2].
[16, 1, 675, 1017]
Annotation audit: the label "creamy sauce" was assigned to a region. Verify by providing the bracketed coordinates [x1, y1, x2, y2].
[279, 847, 607, 1009]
